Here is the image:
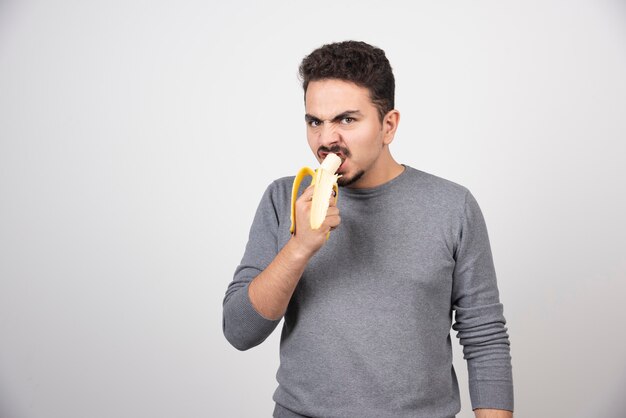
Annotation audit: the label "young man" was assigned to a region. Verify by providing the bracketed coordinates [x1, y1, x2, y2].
[223, 41, 514, 418]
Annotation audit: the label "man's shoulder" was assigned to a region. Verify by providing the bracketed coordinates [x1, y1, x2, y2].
[398, 166, 475, 224]
[271, 175, 297, 188]
[403, 165, 470, 199]
[257, 175, 300, 208]
[264, 175, 298, 196]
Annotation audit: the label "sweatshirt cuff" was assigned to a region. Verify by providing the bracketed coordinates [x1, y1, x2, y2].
[223, 282, 281, 350]
[469, 380, 514, 412]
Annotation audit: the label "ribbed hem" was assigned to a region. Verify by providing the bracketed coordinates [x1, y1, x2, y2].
[469, 380, 514, 412]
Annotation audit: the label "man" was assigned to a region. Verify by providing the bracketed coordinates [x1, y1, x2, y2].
[223, 41, 514, 418]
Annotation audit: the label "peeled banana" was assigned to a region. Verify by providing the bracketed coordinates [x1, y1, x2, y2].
[290, 153, 342, 236]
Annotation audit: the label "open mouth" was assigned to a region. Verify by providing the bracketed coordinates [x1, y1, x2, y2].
[337, 157, 346, 172]
[319, 151, 346, 165]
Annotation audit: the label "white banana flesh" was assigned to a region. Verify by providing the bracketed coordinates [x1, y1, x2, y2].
[309, 153, 341, 229]
[290, 153, 341, 236]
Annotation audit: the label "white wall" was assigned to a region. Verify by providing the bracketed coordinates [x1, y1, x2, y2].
[1, 1, 625, 417]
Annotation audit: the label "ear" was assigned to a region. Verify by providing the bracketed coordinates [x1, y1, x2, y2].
[382, 110, 400, 145]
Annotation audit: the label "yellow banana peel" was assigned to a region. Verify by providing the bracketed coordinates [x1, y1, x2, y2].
[290, 153, 342, 238]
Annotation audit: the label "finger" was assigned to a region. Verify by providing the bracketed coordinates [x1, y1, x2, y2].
[298, 185, 315, 203]
[326, 214, 341, 229]
[326, 206, 339, 217]
[325, 208, 340, 225]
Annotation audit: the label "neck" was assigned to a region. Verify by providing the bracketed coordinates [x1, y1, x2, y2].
[347, 149, 404, 189]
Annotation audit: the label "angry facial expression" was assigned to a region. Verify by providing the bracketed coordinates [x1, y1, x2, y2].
[305, 79, 393, 188]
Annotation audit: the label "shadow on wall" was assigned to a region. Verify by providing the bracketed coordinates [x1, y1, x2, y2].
[599, 370, 626, 418]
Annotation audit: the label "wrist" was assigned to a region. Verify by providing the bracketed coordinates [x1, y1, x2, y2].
[286, 235, 316, 261]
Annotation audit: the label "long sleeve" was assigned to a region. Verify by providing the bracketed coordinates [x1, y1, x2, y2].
[222, 182, 283, 351]
[451, 191, 514, 411]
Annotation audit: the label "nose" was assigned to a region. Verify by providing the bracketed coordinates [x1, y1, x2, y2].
[319, 123, 340, 147]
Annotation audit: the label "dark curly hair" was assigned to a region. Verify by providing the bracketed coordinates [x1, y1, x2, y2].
[299, 41, 395, 122]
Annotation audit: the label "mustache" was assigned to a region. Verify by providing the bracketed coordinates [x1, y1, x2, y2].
[317, 145, 351, 158]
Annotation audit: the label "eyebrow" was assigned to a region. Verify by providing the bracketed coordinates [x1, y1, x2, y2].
[305, 110, 363, 124]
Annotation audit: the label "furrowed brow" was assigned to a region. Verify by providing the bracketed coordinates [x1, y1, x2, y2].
[305, 114, 321, 124]
[305, 110, 362, 124]
[330, 110, 362, 123]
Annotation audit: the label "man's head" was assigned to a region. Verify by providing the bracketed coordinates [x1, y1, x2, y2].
[299, 41, 401, 189]
[299, 41, 395, 123]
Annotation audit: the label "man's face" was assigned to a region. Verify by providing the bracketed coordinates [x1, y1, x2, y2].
[304, 79, 387, 188]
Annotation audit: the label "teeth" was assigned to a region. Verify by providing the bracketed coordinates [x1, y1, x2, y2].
[290, 153, 341, 237]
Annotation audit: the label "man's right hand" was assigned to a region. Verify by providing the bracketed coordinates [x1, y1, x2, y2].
[291, 184, 341, 258]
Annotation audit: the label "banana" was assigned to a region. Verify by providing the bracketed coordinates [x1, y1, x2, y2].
[290, 153, 342, 237]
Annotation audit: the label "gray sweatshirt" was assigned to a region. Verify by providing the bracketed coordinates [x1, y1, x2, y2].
[223, 166, 513, 418]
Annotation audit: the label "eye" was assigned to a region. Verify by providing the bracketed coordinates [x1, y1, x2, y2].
[341, 117, 355, 125]
[308, 120, 321, 128]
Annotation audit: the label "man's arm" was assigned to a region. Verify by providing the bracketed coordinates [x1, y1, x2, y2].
[474, 409, 513, 418]
[223, 183, 339, 349]
[248, 185, 340, 319]
[452, 190, 514, 412]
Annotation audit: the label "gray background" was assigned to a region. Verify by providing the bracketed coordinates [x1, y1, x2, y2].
[1, 0, 625, 417]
